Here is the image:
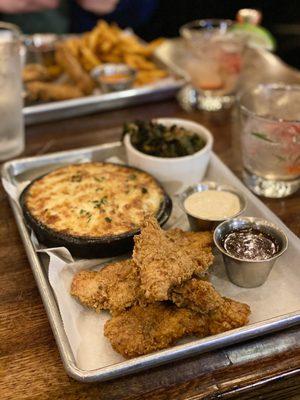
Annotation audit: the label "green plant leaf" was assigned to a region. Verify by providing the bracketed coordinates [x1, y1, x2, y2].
[251, 132, 274, 143]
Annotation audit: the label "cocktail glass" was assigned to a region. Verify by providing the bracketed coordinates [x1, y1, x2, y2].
[179, 19, 245, 111]
[0, 22, 24, 161]
[239, 84, 300, 198]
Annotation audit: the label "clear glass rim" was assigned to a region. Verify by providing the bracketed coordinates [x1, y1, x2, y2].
[180, 19, 234, 38]
[0, 21, 21, 39]
[238, 83, 300, 123]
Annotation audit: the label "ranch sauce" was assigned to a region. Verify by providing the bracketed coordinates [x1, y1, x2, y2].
[184, 190, 240, 220]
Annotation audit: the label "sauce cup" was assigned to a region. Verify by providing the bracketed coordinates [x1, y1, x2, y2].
[213, 217, 288, 288]
[91, 63, 136, 92]
[179, 181, 247, 231]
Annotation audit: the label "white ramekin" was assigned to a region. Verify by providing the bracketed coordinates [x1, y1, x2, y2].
[124, 118, 213, 194]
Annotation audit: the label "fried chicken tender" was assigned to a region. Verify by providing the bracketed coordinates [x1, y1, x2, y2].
[208, 297, 251, 335]
[26, 81, 83, 102]
[22, 64, 51, 83]
[104, 297, 250, 358]
[166, 229, 214, 274]
[104, 303, 208, 358]
[55, 44, 95, 95]
[71, 262, 215, 315]
[171, 279, 223, 313]
[133, 217, 211, 302]
[71, 259, 139, 314]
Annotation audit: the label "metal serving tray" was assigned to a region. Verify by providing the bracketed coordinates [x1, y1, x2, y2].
[2, 142, 300, 382]
[24, 80, 183, 125]
[23, 36, 185, 126]
[23, 37, 300, 126]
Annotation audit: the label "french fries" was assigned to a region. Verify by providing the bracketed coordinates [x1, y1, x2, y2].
[24, 20, 168, 102]
[61, 20, 167, 85]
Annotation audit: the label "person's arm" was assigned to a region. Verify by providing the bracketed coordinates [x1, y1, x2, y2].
[76, 0, 119, 15]
[0, 0, 59, 13]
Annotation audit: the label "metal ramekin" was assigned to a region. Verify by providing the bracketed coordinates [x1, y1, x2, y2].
[178, 181, 247, 231]
[23, 33, 58, 65]
[91, 63, 136, 92]
[214, 216, 288, 288]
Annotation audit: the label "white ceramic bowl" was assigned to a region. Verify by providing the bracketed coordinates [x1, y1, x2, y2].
[124, 118, 213, 194]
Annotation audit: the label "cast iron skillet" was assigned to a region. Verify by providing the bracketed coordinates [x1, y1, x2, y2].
[20, 163, 172, 259]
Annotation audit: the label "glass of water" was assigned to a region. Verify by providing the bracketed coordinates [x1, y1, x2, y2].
[239, 84, 300, 198]
[0, 22, 24, 161]
[179, 19, 245, 111]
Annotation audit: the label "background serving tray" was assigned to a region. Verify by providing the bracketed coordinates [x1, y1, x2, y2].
[2, 142, 300, 382]
[24, 80, 183, 126]
[23, 39, 300, 126]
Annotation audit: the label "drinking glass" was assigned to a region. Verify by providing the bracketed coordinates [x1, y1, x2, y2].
[179, 19, 245, 111]
[239, 84, 300, 198]
[0, 22, 24, 161]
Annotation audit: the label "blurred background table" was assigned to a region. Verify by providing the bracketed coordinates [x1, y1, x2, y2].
[1, 99, 299, 400]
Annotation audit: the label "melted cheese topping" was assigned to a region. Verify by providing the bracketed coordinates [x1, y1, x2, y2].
[25, 162, 165, 238]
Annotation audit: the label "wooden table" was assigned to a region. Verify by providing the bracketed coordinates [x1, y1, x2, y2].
[1, 100, 300, 400]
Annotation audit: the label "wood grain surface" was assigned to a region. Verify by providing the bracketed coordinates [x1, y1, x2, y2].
[1, 100, 299, 400]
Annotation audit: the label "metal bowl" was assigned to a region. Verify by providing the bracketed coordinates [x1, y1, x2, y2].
[23, 33, 58, 65]
[91, 63, 136, 92]
[178, 181, 247, 231]
[214, 216, 288, 287]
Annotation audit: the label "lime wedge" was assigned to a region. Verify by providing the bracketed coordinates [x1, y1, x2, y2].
[230, 23, 276, 51]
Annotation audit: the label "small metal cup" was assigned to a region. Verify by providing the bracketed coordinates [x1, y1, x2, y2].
[178, 181, 247, 231]
[214, 217, 288, 288]
[23, 33, 58, 66]
[91, 63, 136, 92]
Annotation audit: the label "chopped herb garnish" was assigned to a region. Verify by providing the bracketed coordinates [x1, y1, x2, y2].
[94, 176, 105, 182]
[141, 187, 148, 194]
[105, 217, 112, 223]
[79, 209, 92, 222]
[71, 174, 82, 182]
[128, 174, 137, 180]
[251, 132, 274, 143]
[91, 196, 108, 209]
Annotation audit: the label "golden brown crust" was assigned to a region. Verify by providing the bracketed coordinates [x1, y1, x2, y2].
[104, 303, 208, 358]
[55, 44, 95, 95]
[24, 163, 165, 239]
[171, 279, 223, 313]
[26, 81, 83, 102]
[71, 259, 139, 314]
[166, 229, 214, 275]
[104, 297, 250, 358]
[68, 215, 250, 359]
[208, 297, 251, 335]
[133, 217, 213, 302]
[22, 64, 51, 83]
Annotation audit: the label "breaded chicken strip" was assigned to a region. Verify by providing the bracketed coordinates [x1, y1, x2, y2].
[71, 259, 139, 314]
[71, 227, 214, 313]
[171, 279, 223, 313]
[208, 297, 251, 335]
[55, 44, 95, 95]
[22, 64, 51, 83]
[104, 303, 208, 358]
[166, 229, 214, 274]
[71, 267, 218, 315]
[133, 217, 210, 302]
[26, 81, 83, 102]
[104, 298, 250, 358]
